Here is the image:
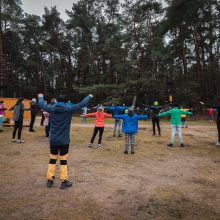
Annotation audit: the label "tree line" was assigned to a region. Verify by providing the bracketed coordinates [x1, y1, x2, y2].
[0, 0, 220, 106]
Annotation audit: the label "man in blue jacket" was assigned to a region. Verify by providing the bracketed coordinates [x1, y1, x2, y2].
[38, 93, 93, 189]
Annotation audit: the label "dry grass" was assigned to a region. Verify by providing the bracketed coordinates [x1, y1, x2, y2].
[0, 119, 220, 220]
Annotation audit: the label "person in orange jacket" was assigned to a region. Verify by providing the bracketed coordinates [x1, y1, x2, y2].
[82, 106, 112, 148]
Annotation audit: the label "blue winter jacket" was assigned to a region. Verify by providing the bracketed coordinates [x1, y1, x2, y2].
[114, 114, 148, 134]
[38, 96, 91, 146]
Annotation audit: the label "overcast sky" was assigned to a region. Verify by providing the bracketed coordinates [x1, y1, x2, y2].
[21, 0, 167, 21]
[21, 0, 78, 20]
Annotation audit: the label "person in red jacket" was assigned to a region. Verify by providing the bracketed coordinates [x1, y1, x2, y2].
[82, 106, 112, 148]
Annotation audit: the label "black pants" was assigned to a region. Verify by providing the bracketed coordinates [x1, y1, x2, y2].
[41, 112, 45, 126]
[217, 120, 220, 142]
[45, 126, 50, 137]
[152, 117, 160, 135]
[12, 121, 23, 139]
[90, 127, 104, 144]
[29, 113, 37, 130]
[50, 144, 69, 159]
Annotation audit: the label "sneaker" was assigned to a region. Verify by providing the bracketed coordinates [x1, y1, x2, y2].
[60, 180, 72, 189]
[118, 135, 122, 138]
[167, 143, 174, 147]
[88, 143, 93, 147]
[96, 144, 103, 148]
[12, 139, 16, 143]
[180, 143, 185, 147]
[124, 151, 128, 154]
[46, 180, 53, 188]
[216, 142, 220, 146]
[29, 129, 36, 132]
[17, 139, 25, 143]
[131, 151, 135, 154]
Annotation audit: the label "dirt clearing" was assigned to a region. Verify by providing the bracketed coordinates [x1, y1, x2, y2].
[0, 120, 220, 220]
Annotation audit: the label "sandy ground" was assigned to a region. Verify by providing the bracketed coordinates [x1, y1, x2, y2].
[0, 119, 220, 220]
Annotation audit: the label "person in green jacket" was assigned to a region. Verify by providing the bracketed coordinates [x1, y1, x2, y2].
[157, 104, 193, 147]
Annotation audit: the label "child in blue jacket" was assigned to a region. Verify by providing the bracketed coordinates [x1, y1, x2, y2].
[114, 108, 148, 154]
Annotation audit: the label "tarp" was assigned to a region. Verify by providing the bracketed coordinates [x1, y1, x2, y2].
[0, 98, 31, 124]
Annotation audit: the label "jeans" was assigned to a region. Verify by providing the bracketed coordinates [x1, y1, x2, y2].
[170, 125, 183, 144]
[114, 119, 122, 136]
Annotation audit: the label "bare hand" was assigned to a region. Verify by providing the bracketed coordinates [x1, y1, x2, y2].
[38, 93, 44, 98]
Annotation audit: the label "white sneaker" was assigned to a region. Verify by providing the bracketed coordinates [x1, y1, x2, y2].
[12, 139, 16, 143]
[17, 139, 25, 143]
[96, 144, 103, 148]
[216, 142, 220, 146]
[88, 143, 92, 147]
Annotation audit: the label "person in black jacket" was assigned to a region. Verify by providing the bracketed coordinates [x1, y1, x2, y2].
[200, 102, 220, 145]
[10, 97, 29, 143]
[144, 101, 170, 136]
[29, 98, 39, 132]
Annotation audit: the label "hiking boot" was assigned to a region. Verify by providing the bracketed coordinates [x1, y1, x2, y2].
[180, 143, 185, 147]
[17, 139, 25, 143]
[124, 151, 128, 154]
[88, 143, 93, 147]
[46, 180, 53, 188]
[60, 180, 72, 189]
[167, 143, 174, 147]
[131, 151, 135, 154]
[12, 139, 16, 143]
[97, 144, 103, 148]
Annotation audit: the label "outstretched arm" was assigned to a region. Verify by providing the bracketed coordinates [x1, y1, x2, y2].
[104, 113, 112, 118]
[38, 94, 54, 113]
[69, 95, 93, 113]
[201, 102, 219, 109]
[83, 112, 96, 118]
[158, 110, 171, 118]
[180, 110, 193, 115]
[114, 114, 125, 120]
[136, 115, 148, 120]
[161, 103, 170, 109]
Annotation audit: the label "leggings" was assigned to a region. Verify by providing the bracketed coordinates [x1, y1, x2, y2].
[90, 127, 104, 144]
[12, 121, 23, 139]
